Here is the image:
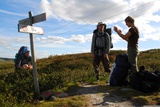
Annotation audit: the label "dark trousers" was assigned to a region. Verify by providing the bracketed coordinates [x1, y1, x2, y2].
[93, 54, 111, 79]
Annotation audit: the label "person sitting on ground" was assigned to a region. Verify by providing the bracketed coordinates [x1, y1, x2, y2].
[15, 48, 33, 70]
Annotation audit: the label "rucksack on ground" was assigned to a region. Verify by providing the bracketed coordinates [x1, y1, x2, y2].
[93, 24, 113, 48]
[129, 66, 160, 93]
[14, 46, 29, 64]
[108, 54, 131, 86]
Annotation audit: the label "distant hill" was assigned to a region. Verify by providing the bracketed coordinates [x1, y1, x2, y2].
[0, 48, 159, 62]
[0, 57, 14, 62]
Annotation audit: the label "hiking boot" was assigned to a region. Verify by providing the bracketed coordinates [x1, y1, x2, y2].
[106, 81, 109, 85]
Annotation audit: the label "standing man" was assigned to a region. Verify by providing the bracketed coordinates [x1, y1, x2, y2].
[114, 16, 139, 73]
[91, 22, 111, 81]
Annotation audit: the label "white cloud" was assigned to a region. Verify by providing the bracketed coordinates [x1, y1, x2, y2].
[0, 36, 29, 47]
[40, 0, 160, 24]
[40, 0, 52, 18]
[40, 0, 128, 24]
[47, 36, 68, 44]
[39, 0, 160, 44]
[36, 33, 93, 45]
[112, 34, 122, 43]
[70, 34, 85, 43]
[85, 34, 92, 42]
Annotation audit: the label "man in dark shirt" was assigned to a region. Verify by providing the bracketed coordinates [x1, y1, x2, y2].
[114, 16, 139, 73]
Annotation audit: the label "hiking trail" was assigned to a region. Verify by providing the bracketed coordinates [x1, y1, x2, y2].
[75, 83, 143, 107]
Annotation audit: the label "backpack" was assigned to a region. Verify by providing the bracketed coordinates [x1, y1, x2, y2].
[14, 46, 29, 64]
[93, 24, 113, 48]
[108, 54, 131, 86]
[129, 68, 160, 93]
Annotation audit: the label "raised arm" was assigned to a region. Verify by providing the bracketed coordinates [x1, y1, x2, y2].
[114, 26, 131, 41]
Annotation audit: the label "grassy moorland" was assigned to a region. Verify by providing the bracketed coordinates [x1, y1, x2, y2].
[0, 49, 160, 107]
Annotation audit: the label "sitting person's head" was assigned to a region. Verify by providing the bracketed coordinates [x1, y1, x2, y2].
[23, 48, 30, 57]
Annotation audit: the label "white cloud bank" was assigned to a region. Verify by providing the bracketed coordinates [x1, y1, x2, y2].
[40, 0, 160, 24]
[39, 0, 160, 43]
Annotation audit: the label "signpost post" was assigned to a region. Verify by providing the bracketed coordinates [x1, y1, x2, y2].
[18, 11, 46, 98]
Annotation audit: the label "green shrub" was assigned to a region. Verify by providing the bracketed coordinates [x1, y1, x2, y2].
[0, 49, 160, 106]
[5, 70, 34, 103]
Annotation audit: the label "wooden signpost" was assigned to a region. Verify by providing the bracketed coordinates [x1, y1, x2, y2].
[18, 11, 46, 98]
[19, 13, 46, 25]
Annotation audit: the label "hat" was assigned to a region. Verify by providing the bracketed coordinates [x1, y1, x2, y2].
[23, 48, 30, 54]
[97, 22, 105, 26]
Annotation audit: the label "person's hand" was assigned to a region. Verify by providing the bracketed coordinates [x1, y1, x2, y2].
[28, 65, 33, 69]
[119, 29, 122, 33]
[114, 26, 122, 33]
[114, 26, 118, 32]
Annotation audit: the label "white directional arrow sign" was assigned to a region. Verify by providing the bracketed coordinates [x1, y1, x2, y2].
[18, 24, 44, 35]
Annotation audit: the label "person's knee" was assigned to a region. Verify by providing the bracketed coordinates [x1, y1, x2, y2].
[23, 64, 28, 68]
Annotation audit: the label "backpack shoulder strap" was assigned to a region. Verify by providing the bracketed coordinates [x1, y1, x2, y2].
[93, 29, 98, 34]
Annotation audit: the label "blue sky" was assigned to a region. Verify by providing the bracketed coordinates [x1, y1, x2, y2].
[0, 0, 160, 59]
